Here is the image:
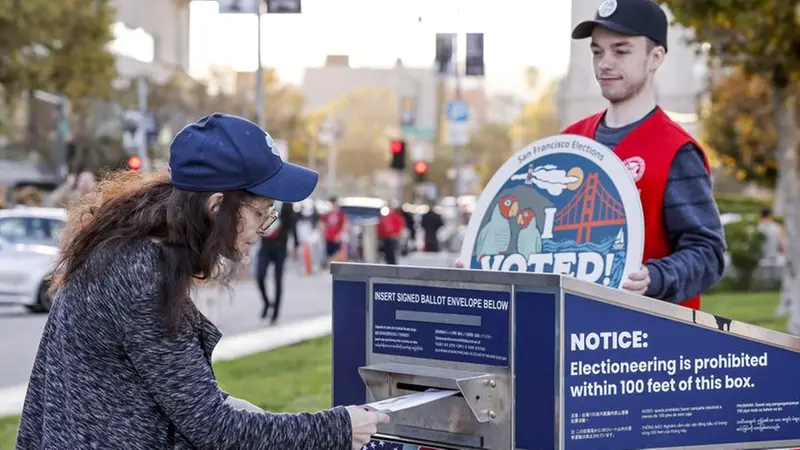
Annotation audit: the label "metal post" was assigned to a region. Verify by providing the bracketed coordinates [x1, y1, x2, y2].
[327, 139, 337, 194]
[308, 127, 317, 169]
[452, 32, 463, 203]
[136, 77, 150, 172]
[54, 102, 69, 180]
[254, 1, 265, 127]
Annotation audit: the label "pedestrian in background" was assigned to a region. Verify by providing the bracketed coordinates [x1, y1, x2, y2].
[319, 196, 348, 267]
[15, 114, 388, 450]
[377, 204, 404, 265]
[421, 201, 444, 252]
[759, 208, 791, 316]
[255, 201, 298, 323]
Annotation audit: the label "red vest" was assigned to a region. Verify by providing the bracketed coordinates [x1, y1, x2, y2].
[378, 210, 404, 239]
[562, 107, 709, 310]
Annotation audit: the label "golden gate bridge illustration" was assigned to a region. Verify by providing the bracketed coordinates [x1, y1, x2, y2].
[553, 172, 625, 243]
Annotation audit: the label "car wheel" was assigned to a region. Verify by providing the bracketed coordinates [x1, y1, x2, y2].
[28, 278, 53, 313]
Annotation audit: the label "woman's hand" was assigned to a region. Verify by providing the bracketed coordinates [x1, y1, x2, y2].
[345, 406, 390, 449]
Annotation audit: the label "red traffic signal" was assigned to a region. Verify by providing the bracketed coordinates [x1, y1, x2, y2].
[413, 160, 428, 175]
[390, 140, 406, 170]
[390, 140, 405, 154]
[128, 155, 142, 171]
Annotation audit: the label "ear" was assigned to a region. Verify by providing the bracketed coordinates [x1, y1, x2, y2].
[206, 192, 224, 215]
[648, 46, 665, 72]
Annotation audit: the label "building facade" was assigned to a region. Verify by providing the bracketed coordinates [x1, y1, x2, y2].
[110, 0, 191, 84]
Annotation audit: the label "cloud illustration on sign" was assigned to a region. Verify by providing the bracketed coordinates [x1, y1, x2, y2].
[511, 165, 579, 196]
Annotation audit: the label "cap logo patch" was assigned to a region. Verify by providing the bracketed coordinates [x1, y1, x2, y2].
[265, 133, 280, 158]
[598, 0, 617, 17]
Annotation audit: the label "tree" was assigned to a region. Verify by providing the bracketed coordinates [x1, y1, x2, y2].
[661, 0, 800, 331]
[0, 0, 118, 107]
[316, 88, 398, 185]
[509, 78, 561, 149]
[703, 67, 790, 187]
[464, 122, 514, 186]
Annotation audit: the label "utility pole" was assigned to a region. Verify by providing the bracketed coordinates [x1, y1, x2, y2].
[452, 34, 463, 201]
[254, 0, 265, 127]
[136, 77, 150, 172]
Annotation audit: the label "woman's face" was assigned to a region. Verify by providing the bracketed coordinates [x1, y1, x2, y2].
[237, 197, 275, 254]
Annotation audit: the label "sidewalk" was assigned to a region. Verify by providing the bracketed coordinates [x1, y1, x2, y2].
[0, 266, 335, 418]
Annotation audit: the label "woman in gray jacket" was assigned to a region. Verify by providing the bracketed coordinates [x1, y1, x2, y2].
[15, 114, 388, 450]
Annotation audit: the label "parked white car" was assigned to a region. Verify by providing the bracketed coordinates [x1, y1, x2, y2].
[0, 207, 66, 313]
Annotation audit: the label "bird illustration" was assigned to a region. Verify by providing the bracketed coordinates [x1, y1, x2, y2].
[516, 208, 542, 256]
[475, 195, 519, 257]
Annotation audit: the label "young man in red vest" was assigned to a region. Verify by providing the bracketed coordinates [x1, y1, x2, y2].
[563, 0, 726, 309]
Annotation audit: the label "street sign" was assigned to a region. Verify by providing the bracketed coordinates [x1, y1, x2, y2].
[400, 96, 416, 128]
[318, 118, 341, 145]
[446, 100, 470, 147]
[401, 126, 435, 139]
[446, 100, 469, 123]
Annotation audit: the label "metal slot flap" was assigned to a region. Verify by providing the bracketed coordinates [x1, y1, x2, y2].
[358, 362, 508, 423]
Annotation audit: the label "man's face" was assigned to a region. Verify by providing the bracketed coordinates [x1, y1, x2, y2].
[590, 27, 662, 104]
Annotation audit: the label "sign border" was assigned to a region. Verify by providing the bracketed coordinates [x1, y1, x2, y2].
[459, 134, 645, 288]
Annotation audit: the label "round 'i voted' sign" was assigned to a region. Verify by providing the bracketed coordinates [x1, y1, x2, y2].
[459, 134, 644, 289]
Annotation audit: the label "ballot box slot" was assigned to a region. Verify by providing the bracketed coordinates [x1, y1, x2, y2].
[359, 363, 509, 424]
[396, 381, 465, 397]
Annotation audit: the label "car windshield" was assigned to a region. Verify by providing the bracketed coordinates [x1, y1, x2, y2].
[0, 216, 64, 244]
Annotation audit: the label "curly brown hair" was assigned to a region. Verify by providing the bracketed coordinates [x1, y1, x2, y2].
[50, 169, 258, 328]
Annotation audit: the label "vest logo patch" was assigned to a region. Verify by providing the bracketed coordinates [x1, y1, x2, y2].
[623, 156, 646, 182]
[461, 134, 644, 290]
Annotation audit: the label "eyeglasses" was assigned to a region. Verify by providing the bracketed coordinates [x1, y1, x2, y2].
[243, 203, 279, 233]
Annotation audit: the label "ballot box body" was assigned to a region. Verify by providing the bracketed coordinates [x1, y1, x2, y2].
[331, 263, 800, 450]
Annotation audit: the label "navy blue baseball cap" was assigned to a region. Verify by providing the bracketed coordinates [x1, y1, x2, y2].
[571, 0, 669, 52]
[168, 113, 319, 202]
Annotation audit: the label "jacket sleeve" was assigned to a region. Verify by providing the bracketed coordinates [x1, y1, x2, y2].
[120, 291, 352, 450]
[644, 144, 727, 302]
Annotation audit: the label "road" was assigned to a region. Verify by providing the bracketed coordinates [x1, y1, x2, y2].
[0, 252, 454, 390]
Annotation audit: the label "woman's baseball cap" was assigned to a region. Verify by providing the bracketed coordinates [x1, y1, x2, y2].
[167, 113, 319, 202]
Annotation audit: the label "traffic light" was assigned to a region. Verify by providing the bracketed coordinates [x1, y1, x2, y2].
[128, 155, 142, 171]
[465, 33, 485, 76]
[390, 139, 406, 170]
[413, 160, 428, 183]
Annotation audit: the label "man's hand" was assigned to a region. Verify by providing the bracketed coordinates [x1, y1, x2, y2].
[454, 259, 464, 268]
[622, 266, 650, 295]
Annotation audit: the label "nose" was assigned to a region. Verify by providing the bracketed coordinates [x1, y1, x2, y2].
[596, 54, 615, 72]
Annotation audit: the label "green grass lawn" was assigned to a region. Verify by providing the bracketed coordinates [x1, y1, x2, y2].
[0, 290, 786, 448]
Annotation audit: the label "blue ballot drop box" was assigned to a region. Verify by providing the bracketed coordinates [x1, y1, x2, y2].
[331, 262, 800, 450]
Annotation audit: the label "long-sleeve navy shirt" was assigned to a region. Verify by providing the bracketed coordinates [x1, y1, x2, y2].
[594, 110, 727, 303]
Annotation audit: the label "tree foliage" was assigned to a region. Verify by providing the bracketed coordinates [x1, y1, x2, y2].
[318, 88, 398, 181]
[702, 67, 798, 186]
[661, 0, 800, 186]
[661, 0, 800, 80]
[464, 122, 514, 187]
[510, 79, 560, 149]
[0, 0, 118, 106]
